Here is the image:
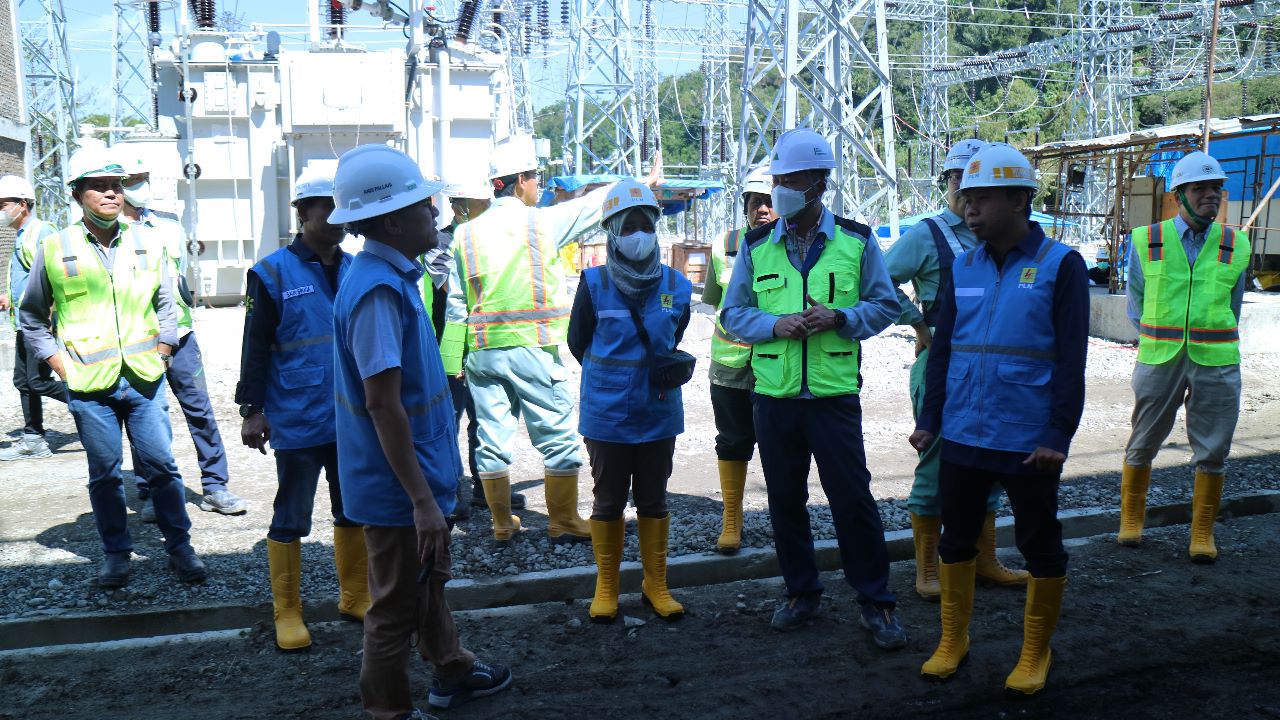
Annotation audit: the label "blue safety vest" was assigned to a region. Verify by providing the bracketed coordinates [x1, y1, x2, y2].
[333, 249, 460, 526]
[252, 247, 351, 450]
[941, 229, 1071, 454]
[920, 216, 963, 328]
[578, 265, 691, 444]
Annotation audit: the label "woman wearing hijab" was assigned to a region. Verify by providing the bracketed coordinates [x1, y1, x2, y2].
[567, 179, 693, 623]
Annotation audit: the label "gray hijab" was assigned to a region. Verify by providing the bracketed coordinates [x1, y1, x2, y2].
[604, 208, 662, 302]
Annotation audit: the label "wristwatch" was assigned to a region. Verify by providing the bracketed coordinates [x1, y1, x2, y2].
[158, 351, 173, 367]
[832, 310, 848, 329]
[239, 404, 263, 418]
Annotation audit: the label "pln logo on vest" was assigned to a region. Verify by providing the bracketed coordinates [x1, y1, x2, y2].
[660, 293, 674, 309]
[1017, 267, 1037, 289]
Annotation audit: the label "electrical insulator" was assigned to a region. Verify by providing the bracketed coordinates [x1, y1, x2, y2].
[539, 0, 550, 41]
[328, 0, 345, 39]
[700, 126, 709, 165]
[642, 120, 651, 163]
[718, 126, 727, 163]
[455, 0, 478, 42]
[561, 0, 570, 30]
[148, 2, 161, 32]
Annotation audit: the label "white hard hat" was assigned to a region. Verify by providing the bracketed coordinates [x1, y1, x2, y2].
[0, 175, 35, 200]
[442, 178, 493, 200]
[292, 162, 336, 206]
[1170, 151, 1227, 190]
[766, 128, 837, 175]
[600, 179, 660, 229]
[960, 142, 1038, 191]
[116, 146, 151, 177]
[741, 166, 772, 196]
[67, 146, 128, 186]
[943, 139, 986, 172]
[488, 135, 538, 180]
[328, 144, 445, 224]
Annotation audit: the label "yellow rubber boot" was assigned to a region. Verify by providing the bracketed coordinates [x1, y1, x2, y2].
[638, 515, 684, 621]
[976, 512, 1030, 586]
[911, 513, 942, 600]
[267, 539, 311, 652]
[333, 526, 370, 622]
[716, 460, 748, 554]
[589, 518, 625, 623]
[1117, 464, 1152, 547]
[1004, 575, 1067, 697]
[1189, 470, 1225, 563]
[544, 468, 591, 544]
[480, 471, 521, 545]
[921, 558, 977, 680]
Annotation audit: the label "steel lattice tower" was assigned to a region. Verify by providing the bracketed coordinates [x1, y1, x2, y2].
[112, 0, 159, 138]
[19, 0, 78, 226]
[563, 0, 641, 174]
[700, 1, 736, 236]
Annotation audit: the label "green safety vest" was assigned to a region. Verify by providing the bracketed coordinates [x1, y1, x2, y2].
[1132, 219, 1248, 367]
[42, 222, 166, 393]
[455, 210, 570, 350]
[7, 218, 54, 330]
[710, 227, 752, 368]
[748, 223, 865, 398]
[143, 216, 193, 330]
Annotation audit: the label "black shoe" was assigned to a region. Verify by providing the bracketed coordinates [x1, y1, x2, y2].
[449, 485, 472, 521]
[770, 593, 821, 632]
[469, 480, 526, 510]
[859, 604, 909, 650]
[168, 548, 208, 583]
[428, 659, 513, 709]
[98, 552, 131, 588]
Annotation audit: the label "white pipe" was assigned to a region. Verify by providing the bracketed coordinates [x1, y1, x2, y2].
[308, 0, 321, 50]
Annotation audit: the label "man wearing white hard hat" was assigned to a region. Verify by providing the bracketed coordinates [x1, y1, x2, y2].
[328, 144, 511, 716]
[568, 179, 694, 624]
[118, 150, 247, 518]
[1116, 150, 1248, 563]
[19, 146, 207, 588]
[447, 133, 660, 545]
[0, 174, 63, 461]
[700, 165, 775, 555]
[911, 142, 1088, 696]
[235, 164, 367, 652]
[885, 139, 1027, 599]
[721, 128, 907, 649]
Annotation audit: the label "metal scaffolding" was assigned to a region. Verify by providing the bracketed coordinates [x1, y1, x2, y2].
[562, 0, 641, 175]
[112, 0, 158, 137]
[19, 0, 78, 226]
[699, 1, 737, 235]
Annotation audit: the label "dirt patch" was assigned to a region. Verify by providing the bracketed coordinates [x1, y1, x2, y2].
[3, 514, 1278, 720]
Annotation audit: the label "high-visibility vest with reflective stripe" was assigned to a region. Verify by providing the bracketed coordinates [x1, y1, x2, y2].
[941, 232, 1072, 454]
[7, 218, 55, 330]
[1132, 220, 1248, 367]
[709, 227, 752, 368]
[747, 220, 866, 398]
[141, 214, 194, 330]
[42, 222, 165, 393]
[456, 208, 570, 350]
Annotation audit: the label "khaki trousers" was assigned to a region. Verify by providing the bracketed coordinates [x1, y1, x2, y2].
[1124, 350, 1241, 474]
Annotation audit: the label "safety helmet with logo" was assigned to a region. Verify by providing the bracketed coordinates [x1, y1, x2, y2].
[1169, 151, 1227, 191]
[328, 144, 445, 224]
[767, 128, 837, 175]
[66, 146, 129, 186]
[442, 178, 494, 201]
[960, 142, 1038, 191]
[292, 161, 337, 206]
[944, 139, 987, 172]
[741, 166, 772, 197]
[600, 178, 660, 231]
[488, 134, 539, 181]
[0, 175, 35, 200]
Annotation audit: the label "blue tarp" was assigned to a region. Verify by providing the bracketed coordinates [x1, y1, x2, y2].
[1147, 134, 1280, 201]
[539, 175, 725, 216]
[874, 209, 1078, 239]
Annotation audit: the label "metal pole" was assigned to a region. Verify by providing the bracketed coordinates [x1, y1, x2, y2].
[1241, 173, 1280, 233]
[1202, 0, 1223, 151]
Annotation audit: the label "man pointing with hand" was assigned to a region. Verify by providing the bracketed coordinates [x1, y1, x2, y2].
[721, 128, 904, 650]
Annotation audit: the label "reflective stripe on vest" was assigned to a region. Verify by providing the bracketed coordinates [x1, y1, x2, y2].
[747, 223, 865, 398]
[42, 222, 164, 393]
[458, 208, 570, 350]
[941, 233, 1070, 454]
[921, 216, 963, 328]
[1133, 219, 1249, 367]
[710, 227, 752, 368]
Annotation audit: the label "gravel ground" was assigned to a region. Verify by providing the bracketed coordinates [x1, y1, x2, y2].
[1, 303, 1278, 621]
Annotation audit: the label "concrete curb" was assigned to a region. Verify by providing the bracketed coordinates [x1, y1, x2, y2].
[3, 490, 1277, 652]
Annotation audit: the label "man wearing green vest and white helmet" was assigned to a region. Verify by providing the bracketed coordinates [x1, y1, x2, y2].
[701, 165, 774, 554]
[1117, 150, 1248, 563]
[721, 128, 907, 649]
[19, 146, 206, 587]
[0, 174, 63, 461]
[119, 150, 247, 518]
[446, 134, 659, 545]
[885, 138, 1028, 599]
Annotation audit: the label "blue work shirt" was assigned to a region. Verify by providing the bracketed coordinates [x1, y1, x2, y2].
[1125, 215, 1245, 331]
[720, 207, 899, 397]
[884, 208, 978, 327]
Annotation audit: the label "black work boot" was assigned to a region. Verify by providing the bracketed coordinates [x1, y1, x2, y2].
[98, 552, 131, 588]
[169, 547, 208, 584]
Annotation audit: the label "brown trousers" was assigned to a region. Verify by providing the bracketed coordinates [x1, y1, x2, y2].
[360, 525, 475, 720]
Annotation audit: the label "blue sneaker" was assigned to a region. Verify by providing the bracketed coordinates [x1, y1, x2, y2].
[428, 659, 512, 709]
[770, 593, 822, 632]
[859, 604, 908, 650]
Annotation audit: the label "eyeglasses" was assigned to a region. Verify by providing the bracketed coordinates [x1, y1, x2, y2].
[936, 171, 962, 193]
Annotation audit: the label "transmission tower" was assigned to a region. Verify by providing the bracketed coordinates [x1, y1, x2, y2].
[112, 0, 158, 138]
[563, 0, 640, 175]
[637, 0, 659, 165]
[739, 0, 900, 235]
[19, 0, 78, 226]
[700, 1, 736, 237]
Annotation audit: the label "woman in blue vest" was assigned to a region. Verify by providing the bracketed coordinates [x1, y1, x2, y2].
[567, 179, 692, 624]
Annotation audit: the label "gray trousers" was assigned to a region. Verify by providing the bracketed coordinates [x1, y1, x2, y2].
[1124, 350, 1241, 474]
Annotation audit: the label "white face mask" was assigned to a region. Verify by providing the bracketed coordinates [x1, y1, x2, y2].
[122, 180, 151, 208]
[771, 184, 814, 220]
[3, 205, 21, 228]
[615, 231, 657, 261]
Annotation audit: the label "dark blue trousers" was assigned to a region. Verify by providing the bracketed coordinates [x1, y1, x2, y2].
[135, 332, 229, 497]
[753, 393, 896, 608]
[449, 374, 479, 481]
[269, 442, 356, 543]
